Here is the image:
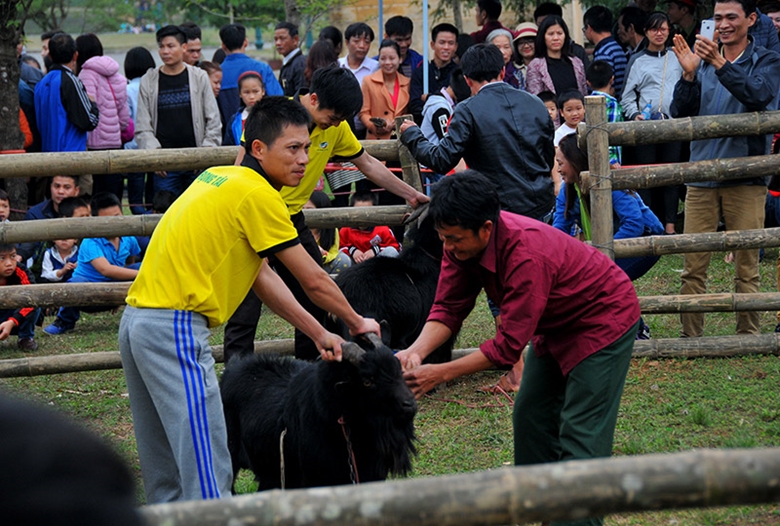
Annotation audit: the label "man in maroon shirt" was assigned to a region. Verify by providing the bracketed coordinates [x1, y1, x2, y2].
[398, 172, 639, 525]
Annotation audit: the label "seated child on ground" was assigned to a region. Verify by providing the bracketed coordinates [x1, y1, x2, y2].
[0, 244, 41, 351]
[43, 193, 141, 335]
[39, 197, 90, 284]
[304, 191, 352, 274]
[0, 189, 10, 223]
[339, 190, 400, 263]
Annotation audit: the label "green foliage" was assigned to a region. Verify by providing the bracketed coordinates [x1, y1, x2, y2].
[25, 0, 68, 32]
[182, 0, 284, 26]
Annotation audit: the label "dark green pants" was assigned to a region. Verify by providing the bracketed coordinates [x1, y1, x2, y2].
[513, 321, 638, 526]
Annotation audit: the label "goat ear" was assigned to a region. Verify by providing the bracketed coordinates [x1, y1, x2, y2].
[341, 342, 366, 365]
[403, 203, 429, 227]
[364, 331, 385, 350]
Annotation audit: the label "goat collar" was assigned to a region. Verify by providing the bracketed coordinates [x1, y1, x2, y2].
[338, 416, 360, 484]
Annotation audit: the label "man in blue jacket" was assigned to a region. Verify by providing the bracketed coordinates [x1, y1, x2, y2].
[34, 32, 99, 154]
[217, 23, 283, 125]
[671, 0, 780, 337]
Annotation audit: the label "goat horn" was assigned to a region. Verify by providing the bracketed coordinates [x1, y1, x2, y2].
[341, 342, 366, 365]
[403, 203, 429, 226]
[364, 332, 384, 350]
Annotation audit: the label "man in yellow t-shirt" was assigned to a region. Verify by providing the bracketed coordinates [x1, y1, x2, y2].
[119, 97, 380, 504]
[225, 66, 429, 362]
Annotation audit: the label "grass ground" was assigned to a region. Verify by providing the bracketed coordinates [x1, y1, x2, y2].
[1, 249, 779, 524]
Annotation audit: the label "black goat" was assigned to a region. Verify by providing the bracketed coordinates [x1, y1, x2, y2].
[332, 207, 454, 363]
[220, 334, 417, 490]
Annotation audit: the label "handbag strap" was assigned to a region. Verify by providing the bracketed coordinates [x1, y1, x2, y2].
[658, 51, 669, 114]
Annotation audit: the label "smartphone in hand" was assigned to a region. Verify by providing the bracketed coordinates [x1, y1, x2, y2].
[700, 19, 715, 41]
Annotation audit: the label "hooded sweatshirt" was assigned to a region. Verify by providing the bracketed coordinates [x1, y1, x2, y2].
[79, 55, 130, 150]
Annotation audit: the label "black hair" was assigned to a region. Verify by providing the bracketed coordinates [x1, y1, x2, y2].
[305, 40, 338, 84]
[0, 188, 8, 202]
[717, 0, 756, 15]
[761, 0, 780, 11]
[584, 6, 614, 33]
[537, 90, 557, 104]
[534, 2, 563, 21]
[212, 47, 226, 64]
[156, 25, 186, 45]
[456, 33, 475, 60]
[22, 55, 41, 69]
[645, 11, 672, 33]
[558, 133, 589, 220]
[430, 170, 500, 234]
[308, 190, 336, 251]
[432, 22, 459, 41]
[557, 89, 585, 110]
[219, 23, 246, 51]
[199, 60, 222, 76]
[345, 22, 375, 42]
[41, 29, 61, 41]
[350, 189, 378, 206]
[180, 21, 202, 41]
[477, 0, 502, 21]
[535, 16, 573, 60]
[58, 196, 89, 218]
[245, 96, 311, 151]
[620, 6, 648, 36]
[449, 67, 471, 102]
[238, 70, 264, 91]
[586, 60, 613, 90]
[0, 394, 141, 526]
[460, 43, 504, 82]
[75, 33, 103, 71]
[309, 66, 363, 119]
[0, 243, 16, 254]
[52, 174, 80, 187]
[275, 21, 299, 38]
[124, 46, 155, 80]
[91, 192, 122, 215]
[152, 190, 177, 214]
[48, 33, 76, 65]
[378, 38, 401, 58]
[385, 15, 413, 37]
[319, 26, 343, 51]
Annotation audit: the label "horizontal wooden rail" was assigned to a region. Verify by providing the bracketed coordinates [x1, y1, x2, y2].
[580, 154, 780, 192]
[0, 142, 400, 179]
[614, 227, 780, 258]
[5, 282, 780, 313]
[2, 334, 777, 378]
[577, 110, 780, 147]
[0, 205, 411, 244]
[139, 447, 780, 526]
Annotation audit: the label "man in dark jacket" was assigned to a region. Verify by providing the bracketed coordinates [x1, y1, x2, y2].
[401, 44, 555, 221]
[671, 0, 780, 337]
[409, 23, 459, 122]
[275, 21, 306, 97]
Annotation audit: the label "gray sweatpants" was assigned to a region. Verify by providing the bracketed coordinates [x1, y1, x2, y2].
[119, 306, 233, 503]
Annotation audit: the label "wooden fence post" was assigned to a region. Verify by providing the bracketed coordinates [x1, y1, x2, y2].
[395, 115, 424, 194]
[583, 96, 614, 259]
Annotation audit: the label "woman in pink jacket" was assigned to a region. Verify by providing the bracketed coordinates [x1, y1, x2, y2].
[77, 33, 131, 200]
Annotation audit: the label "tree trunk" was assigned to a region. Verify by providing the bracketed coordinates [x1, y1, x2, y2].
[451, 0, 463, 32]
[284, 0, 301, 26]
[0, 13, 25, 219]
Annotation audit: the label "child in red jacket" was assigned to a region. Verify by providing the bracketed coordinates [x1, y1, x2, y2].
[339, 191, 400, 263]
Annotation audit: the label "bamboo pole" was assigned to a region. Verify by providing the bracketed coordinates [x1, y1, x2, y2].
[139, 448, 780, 526]
[600, 110, 780, 147]
[395, 115, 424, 194]
[580, 153, 780, 192]
[640, 292, 780, 313]
[584, 96, 614, 259]
[0, 205, 412, 244]
[614, 227, 780, 258]
[3, 334, 777, 378]
[0, 142, 400, 179]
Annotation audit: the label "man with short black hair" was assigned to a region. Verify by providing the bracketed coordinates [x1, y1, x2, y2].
[180, 21, 202, 66]
[471, 0, 511, 43]
[381, 16, 423, 77]
[402, 44, 554, 221]
[136, 25, 221, 196]
[40, 29, 60, 72]
[671, 0, 780, 337]
[275, 21, 305, 96]
[218, 22, 283, 122]
[618, 6, 649, 57]
[583, 6, 628, 98]
[338, 22, 378, 138]
[409, 23, 460, 122]
[225, 67, 429, 363]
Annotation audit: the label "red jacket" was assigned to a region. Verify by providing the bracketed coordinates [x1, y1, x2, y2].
[1, 266, 36, 326]
[339, 226, 400, 258]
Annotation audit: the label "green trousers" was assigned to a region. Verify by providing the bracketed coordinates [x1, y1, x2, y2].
[513, 321, 638, 526]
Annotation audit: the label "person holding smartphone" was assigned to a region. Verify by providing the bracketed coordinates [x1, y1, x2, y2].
[670, 0, 780, 338]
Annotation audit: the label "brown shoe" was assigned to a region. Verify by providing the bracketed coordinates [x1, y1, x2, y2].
[17, 337, 38, 351]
